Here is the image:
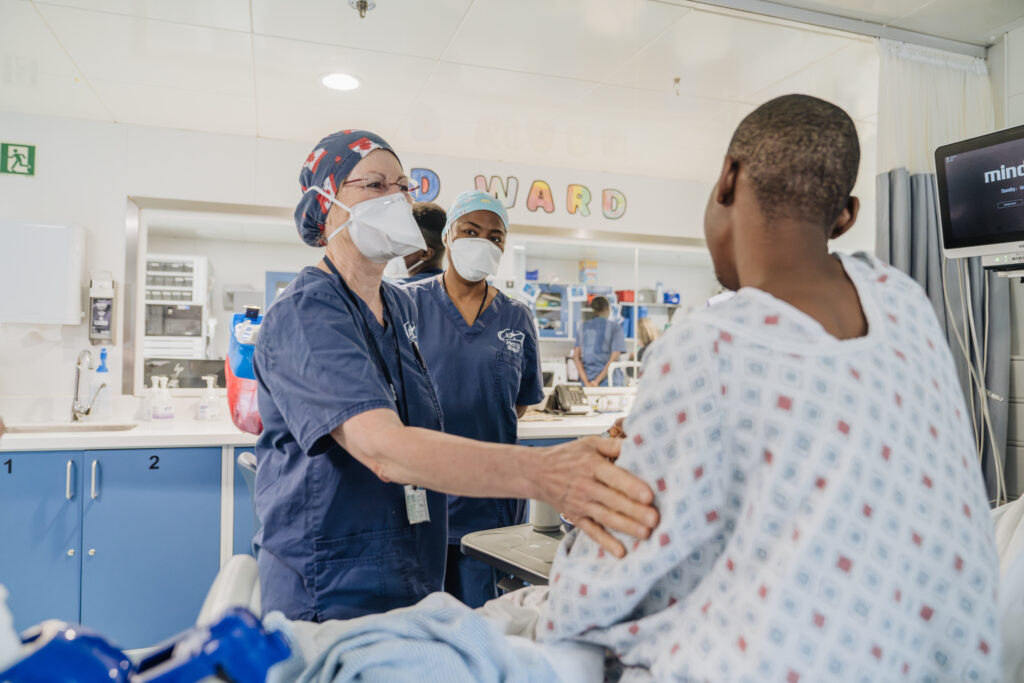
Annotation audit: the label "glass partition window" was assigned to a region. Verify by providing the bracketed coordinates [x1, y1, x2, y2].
[134, 211, 311, 394]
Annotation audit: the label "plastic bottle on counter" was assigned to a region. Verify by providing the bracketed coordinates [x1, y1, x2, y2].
[196, 375, 221, 421]
[89, 348, 113, 421]
[655, 281, 664, 304]
[151, 376, 175, 422]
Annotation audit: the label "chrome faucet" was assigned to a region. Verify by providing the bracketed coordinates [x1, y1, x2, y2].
[72, 350, 105, 422]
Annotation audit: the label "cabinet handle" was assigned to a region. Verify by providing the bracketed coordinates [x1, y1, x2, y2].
[66, 460, 74, 500]
[67, 549, 75, 557]
[90, 460, 99, 500]
[88, 549, 96, 557]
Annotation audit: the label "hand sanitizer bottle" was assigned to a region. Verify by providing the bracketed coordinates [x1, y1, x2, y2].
[151, 376, 175, 422]
[89, 348, 113, 421]
[197, 375, 221, 421]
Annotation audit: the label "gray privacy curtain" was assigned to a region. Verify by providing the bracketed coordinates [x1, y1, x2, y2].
[877, 168, 1010, 502]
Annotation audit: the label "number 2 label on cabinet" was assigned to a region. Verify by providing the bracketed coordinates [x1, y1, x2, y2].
[149, 455, 159, 470]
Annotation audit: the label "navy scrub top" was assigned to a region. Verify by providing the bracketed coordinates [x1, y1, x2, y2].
[404, 276, 545, 542]
[253, 265, 447, 622]
[575, 316, 627, 386]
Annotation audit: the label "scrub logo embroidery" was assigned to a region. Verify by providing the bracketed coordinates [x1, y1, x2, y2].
[404, 321, 418, 344]
[498, 329, 525, 354]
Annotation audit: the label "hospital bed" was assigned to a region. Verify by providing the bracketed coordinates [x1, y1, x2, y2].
[7, 494, 1024, 681]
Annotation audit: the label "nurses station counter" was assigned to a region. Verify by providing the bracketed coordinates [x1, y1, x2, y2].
[0, 409, 624, 650]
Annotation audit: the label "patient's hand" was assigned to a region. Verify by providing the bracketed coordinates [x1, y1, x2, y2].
[537, 436, 658, 558]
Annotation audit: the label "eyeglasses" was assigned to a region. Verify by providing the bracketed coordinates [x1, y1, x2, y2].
[342, 172, 417, 194]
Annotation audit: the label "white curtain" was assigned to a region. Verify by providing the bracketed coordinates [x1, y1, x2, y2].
[875, 39, 1009, 503]
[877, 40, 993, 174]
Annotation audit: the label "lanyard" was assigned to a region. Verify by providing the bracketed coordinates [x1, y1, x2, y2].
[322, 256, 410, 426]
[441, 272, 489, 326]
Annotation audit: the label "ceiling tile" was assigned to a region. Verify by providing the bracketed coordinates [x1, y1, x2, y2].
[252, 34, 435, 140]
[414, 62, 594, 120]
[36, 3, 254, 97]
[896, 0, 1024, 45]
[0, 0, 111, 119]
[605, 9, 851, 102]
[443, 0, 689, 82]
[92, 78, 257, 135]
[750, 40, 879, 120]
[251, 0, 473, 60]
[32, 0, 252, 32]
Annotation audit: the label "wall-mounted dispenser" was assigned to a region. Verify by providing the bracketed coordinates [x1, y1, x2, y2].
[89, 271, 116, 344]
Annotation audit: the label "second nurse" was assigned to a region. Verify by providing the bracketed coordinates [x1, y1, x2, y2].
[405, 191, 543, 607]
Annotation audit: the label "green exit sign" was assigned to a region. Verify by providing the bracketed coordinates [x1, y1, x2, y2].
[1, 143, 35, 176]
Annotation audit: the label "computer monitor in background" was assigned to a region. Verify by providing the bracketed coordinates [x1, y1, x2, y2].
[936, 123, 1024, 269]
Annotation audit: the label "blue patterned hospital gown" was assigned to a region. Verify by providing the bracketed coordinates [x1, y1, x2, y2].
[540, 252, 1001, 683]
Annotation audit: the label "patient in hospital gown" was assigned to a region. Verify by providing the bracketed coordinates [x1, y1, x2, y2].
[539, 97, 1001, 682]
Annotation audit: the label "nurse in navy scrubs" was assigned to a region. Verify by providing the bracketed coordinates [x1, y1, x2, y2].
[404, 191, 543, 607]
[254, 130, 659, 622]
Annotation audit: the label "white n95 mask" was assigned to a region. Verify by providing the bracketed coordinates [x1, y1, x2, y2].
[382, 256, 411, 279]
[311, 188, 426, 263]
[449, 237, 503, 282]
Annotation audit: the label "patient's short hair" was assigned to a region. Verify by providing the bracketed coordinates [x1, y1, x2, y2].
[727, 94, 860, 227]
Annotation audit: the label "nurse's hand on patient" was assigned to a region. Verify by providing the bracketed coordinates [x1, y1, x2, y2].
[606, 417, 626, 439]
[539, 436, 658, 559]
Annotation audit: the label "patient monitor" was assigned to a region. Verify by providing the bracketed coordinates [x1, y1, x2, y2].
[936, 123, 1024, 274]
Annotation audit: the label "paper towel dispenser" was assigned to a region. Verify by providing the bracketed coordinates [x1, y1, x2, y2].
[0, 220, 83, 324]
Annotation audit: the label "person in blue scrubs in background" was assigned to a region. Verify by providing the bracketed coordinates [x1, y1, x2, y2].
[573, 296, 627, 387]
[405, 190, 545, 607]
[386, 202, 447, 284]
[254, 130, 659, 622]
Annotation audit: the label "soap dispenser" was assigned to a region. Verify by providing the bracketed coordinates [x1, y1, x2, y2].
[151, 376, 175, 422]
[197, 375, 221, 421]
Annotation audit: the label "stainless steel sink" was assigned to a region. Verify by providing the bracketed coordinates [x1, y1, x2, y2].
[6, 423, 139, 434]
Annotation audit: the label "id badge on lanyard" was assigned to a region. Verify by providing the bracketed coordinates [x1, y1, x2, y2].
[404, 485, 430, 524]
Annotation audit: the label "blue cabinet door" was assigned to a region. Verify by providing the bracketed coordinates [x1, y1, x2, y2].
[80, 448, 221, 649]
[0, 451, 82, 631]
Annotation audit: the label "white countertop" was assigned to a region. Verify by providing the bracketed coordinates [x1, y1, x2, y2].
[0, 412, 625, 452]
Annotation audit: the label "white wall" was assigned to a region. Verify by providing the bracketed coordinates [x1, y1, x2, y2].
[0, 112, 309, 399]
[1009, 27, 1024, 130]
[0, 109, 878, 399]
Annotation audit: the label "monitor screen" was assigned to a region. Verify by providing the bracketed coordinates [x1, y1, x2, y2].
[936, 124, 1024, 258]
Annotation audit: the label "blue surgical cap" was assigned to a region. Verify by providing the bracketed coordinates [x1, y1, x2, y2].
[443, 190, 509, 240]
[295, 130, 399, 247]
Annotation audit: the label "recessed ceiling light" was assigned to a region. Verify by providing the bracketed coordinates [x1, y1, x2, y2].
[321, 73, 360, 91]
